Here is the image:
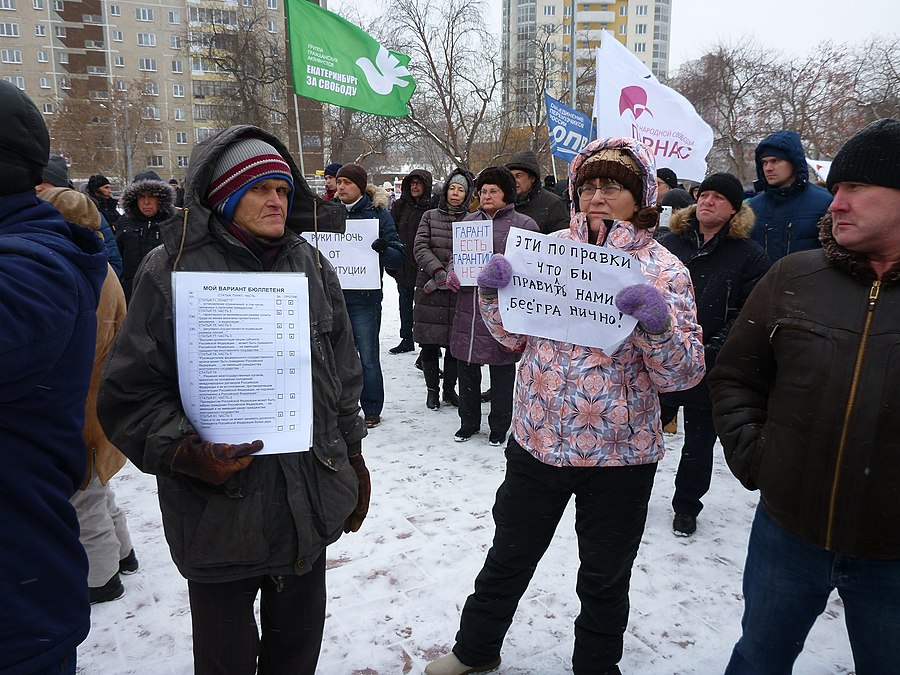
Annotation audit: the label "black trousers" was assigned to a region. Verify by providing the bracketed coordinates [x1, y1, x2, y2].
[187, 554, 326, 675]
[661, 403, 718, 518]
[453, 440, 657, 674]
[456, 361, 515, 437]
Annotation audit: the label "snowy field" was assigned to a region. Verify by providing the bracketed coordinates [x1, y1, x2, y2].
[79, 282, 855, 674]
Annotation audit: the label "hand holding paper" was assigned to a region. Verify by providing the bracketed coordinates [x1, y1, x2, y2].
[477, 254, 513, 293]
[615, 284, 669, 334]
[171, 435, 264, 485]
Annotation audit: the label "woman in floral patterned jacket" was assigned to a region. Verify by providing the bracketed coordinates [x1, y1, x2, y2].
[426, 137, 704, 675]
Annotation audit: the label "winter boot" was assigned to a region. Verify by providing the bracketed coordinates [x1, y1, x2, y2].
[425, 653, 501, 675]
[442, 354, 459, 407]
[422, 357, 441, 410]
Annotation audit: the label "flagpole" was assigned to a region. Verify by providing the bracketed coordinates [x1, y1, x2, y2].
[293, 94, 306, 176]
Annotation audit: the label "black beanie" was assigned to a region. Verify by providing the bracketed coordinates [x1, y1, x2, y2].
[0, 80, 50, 195]
[476, 166, 518, 204]
[827, 118, 900, 193]
[324, 162, 343, 178]
[698, 172, 745, 211]
[42, 154, 71, 188]
[88, 174, 111, 194]
[657, 167, 678, 190]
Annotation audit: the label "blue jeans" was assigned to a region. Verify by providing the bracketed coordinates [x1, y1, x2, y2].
[726, 504, 900, 675]
[397, 282, 414, 341]
[343, 290, 384, 416]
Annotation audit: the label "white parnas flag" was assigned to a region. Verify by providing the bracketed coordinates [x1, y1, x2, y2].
[592, 30, 713, 181]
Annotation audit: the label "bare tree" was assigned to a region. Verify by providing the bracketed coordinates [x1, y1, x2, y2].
[849, 36, 900, 123]
[386, 0, 505, 170]
[185, 3, 290, 137]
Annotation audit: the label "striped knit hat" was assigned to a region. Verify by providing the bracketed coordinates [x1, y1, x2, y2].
[207, 138, 294, 220]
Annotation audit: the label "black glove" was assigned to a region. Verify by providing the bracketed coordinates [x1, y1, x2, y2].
[343, 453, 371, 533]
[371, 238, 388, 254]
[170, 435, 264, 485]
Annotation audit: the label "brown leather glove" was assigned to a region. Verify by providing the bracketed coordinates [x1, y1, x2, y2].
[170, 435, 264, 485]
[343, 453, 371, 533]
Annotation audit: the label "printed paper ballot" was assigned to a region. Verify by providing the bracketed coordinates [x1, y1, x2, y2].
[499, 230, 645, 352]
[310, 219, 380, 289]
[173, 272, 313, 454]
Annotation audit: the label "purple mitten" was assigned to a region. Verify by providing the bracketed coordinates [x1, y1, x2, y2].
[446, 270, 461, 292]
[477, 254, 513, 291]
[615, 284, 669, 334]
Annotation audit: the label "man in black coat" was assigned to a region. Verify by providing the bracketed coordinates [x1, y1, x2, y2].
[505, 151, 568, 234]
[659, 172, 769, 537]
[389, 168, 433, 354]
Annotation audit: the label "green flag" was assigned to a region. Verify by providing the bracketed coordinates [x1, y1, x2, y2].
[286, 0, 416, 117]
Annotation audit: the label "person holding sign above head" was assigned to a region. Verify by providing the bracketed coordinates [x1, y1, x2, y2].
[335, 162, 406, 429]
[446, 166, 539, 444]
[425, 137, 704, 675]
[413, 168, 476, 410]
[99, 126, 370, 675]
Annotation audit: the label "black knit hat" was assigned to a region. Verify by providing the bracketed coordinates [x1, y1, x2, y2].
[827, 118, 900, 192]
[336, 163, 367, 195]
[88, 174, 111, 194]
[476, 165, 518, 204]
[0, 80, 50, 195]
[42, 154, 71, 188]
[698, 172, 745, 211]
[657, 167, 678, 190]
[324, 162, 343, 178]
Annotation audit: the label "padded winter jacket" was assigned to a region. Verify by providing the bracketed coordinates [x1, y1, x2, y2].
[658, 204, 769, 407]
[115, 177, 175, 301]
[709, 214, 900, 559]
[450, 203, 539, 365]
[0, 191, 106, 673]
[748, 130, 832, 263]
[391, 168, 433, 287]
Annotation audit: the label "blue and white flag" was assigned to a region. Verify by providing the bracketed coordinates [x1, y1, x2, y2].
[545, 93, 591, 162]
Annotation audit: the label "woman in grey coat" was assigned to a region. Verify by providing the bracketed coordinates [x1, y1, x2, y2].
[413, 168, 475, 410]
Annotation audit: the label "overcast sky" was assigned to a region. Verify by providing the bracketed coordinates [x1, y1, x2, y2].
[329, 0, 896, 73]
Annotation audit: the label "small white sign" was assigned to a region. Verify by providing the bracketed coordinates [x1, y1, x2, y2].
[173, 271, 313, 454]
[499, 230, 646, 352]
[310, 218, 380, 290]
[452, 220, 493, 287]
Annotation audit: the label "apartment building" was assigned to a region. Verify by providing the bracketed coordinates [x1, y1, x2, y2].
[502, 0, 672, 123]
[0, 0, 324, 183]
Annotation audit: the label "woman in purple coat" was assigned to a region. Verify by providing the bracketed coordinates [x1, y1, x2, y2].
[447, 166, 539, 444]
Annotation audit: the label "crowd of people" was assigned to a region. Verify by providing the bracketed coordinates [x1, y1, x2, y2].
[2, 75, 898, 675]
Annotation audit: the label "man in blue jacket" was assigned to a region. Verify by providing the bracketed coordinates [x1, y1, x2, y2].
[335, 163, 405, 428]
[0, 80, 107, 674]
[748, 130, 832, 263]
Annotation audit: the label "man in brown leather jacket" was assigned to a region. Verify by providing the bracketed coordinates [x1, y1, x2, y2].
[709, 118, 900, 675]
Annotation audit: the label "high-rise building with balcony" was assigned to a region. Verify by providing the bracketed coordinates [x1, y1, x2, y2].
[1, 0, 324, 184]
[502, 0, 672, 124]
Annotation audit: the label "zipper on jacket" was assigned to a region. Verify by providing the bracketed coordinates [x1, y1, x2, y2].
[786, 222, 793, 254]
[723, 280, 732, 323]
[825, 280, 880, 549]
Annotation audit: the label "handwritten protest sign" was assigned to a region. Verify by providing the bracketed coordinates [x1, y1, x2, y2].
[499, 231, 646, 352]
[452, 220, 493, 287]
[310, 219, 380, 289]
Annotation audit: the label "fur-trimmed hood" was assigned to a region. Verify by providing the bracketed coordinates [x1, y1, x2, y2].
[819, 213, 900, 284]
[365, 183, 390, 210]
[669, 202, 755, 238]
[120, 178, 175, 220]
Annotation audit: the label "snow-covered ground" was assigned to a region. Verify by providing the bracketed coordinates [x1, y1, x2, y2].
[80, 282, 855, 674]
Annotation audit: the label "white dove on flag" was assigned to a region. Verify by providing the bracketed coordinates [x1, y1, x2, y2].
[356, 46, 411, 95]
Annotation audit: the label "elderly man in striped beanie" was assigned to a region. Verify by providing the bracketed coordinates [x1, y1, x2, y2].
[99, 127, 369, 675]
